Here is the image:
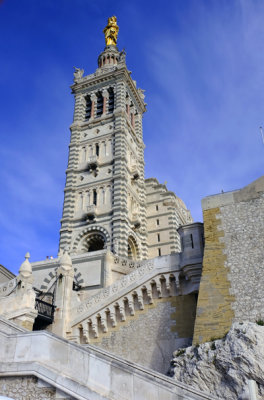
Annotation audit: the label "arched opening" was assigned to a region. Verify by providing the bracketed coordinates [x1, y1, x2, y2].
[85, 95, 91, 120]
[88, 235, 105, 252]
[127, 236, 138, 260]
[82, 232, 106, 253]
[96, 92, 103, 117]
[108, 88, 114, 113]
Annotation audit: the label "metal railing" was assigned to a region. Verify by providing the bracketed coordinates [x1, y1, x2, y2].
[35, 298, 56, 323]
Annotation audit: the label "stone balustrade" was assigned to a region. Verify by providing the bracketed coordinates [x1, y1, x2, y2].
[70, 256, 182, 343]
[0, 278, 17, 298]
[0, 317, 218, 400]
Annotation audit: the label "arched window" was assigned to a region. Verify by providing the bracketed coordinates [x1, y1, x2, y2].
[85, 95, 91, 120]
[127, 236, 138, 260]
[88, 235, 105, 251]
[93, 189, 97, 205]
[108, 88, 114, 113]
[81, 232, 106, 252]
[96, 92, 103, 117]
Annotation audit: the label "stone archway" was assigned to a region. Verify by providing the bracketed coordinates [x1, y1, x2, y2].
[72, 226, 110, 254]
[127, 235, 139, 260]
[81, 231, 106, 253]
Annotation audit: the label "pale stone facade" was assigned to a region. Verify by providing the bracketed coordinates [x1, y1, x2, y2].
[58, 44, 191, 262]
[59, 45, 148, 260]
[0, 20, 262, 394]
[0, 265, 15, 284]
[3, 17, 256, 400]
[2, 31, 200, 384]
[146, 178, 192, 258]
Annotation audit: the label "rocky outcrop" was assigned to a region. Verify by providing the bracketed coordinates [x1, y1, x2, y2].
[169, 322, 264, 399]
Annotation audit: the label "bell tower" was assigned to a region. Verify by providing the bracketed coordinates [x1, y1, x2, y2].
[59, 17, 147, 260]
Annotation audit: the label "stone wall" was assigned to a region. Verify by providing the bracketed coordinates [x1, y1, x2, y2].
[94, 295, 197, 374]
[0, 317, 218, 400]
[145, 178, 193, 259]
[0, 376, 72, 399]
[0, 265, 15, 284]
[193, 176, 264, 343]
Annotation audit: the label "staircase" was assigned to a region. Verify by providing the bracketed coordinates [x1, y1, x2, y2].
[69, 254, 187, 344]
[0, 316, 218, 400]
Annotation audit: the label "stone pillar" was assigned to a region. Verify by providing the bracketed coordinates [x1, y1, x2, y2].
[102, 187, 106, 205]
[76, 192, 81, 211]
[105, 185, 111, 206]
[83, 190, 89, 209]
[90, 93, 97, 119]
[99, 141, 104, 159]
[102, 89, 109, 115]
[10, 253, 37, 330]
[130, 107, 135, 128]
[103, 141, 107, 157]
[98, 187, 104, 206]
[104, 251, 114, 286]
[126, 98, 130, 115]
[87, 190, 92, 206]
[80, 147, 84, 162]
[52, 251, 74, 338]
[106, 138, 112, 157]
[80, 192, 84, 211]
[88, 144, 93, 157]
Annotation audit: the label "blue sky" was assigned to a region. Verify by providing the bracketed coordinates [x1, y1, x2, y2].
[0, 0, 263, 273]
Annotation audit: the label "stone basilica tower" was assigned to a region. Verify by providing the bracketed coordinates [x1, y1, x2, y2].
[59, 17, 147, 260]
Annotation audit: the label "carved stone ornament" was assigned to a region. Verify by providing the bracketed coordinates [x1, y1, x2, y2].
[73, 67, 84, 81]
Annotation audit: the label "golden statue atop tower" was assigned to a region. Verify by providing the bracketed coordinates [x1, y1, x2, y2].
[103, 16, 119, 46]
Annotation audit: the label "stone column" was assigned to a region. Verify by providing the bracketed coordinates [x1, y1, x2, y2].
[87, 190, 92, 206]
[99, 141, 104, 160]
[52, 251, 74, 338]
[130, 106, 135, 128]
[76, 192, 81, 211]
[102, 89, 109, 115]
[83, 190, 89, 210]
[106, 139, 112, 157]
[81, 146, 86, 162]
[88, 145, 93, 158]
[13, 253, 37, 330]
[90, 93, 97, 119]
[102, 187, 106, 205]
[104, 251, 115, 286]
[80, 192, 84, 211]
[126, 98, 130, 115]
[103, 141, 107, 157]
[98, 187, 104, 206]
[105, 185, 111, 206]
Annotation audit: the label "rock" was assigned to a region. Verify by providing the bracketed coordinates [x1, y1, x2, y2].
[169, 322, 264, 399]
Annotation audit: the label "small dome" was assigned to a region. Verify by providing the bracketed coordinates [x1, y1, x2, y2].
[19, 252, 32, 277]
